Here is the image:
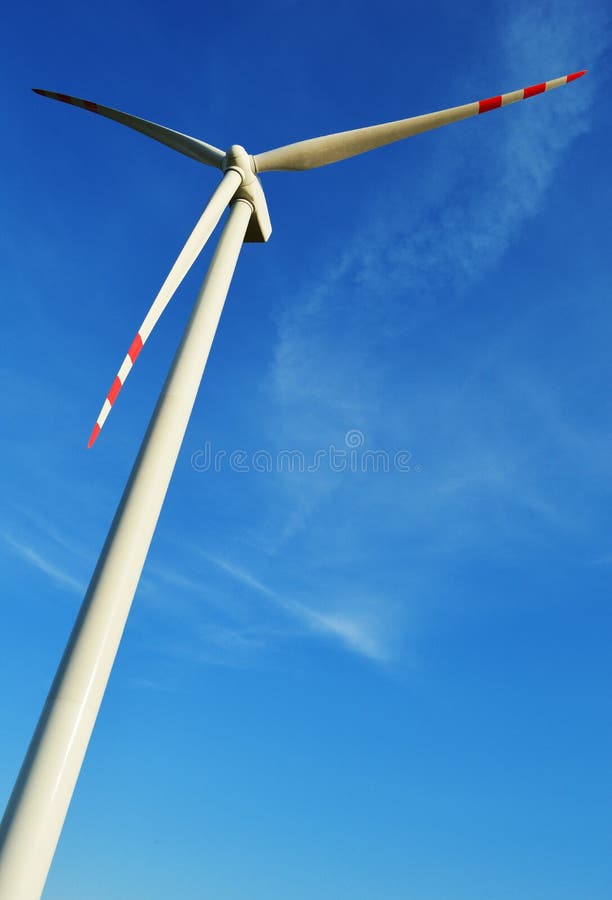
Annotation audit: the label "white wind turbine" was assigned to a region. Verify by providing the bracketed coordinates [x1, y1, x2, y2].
[0, 69, 586, 899]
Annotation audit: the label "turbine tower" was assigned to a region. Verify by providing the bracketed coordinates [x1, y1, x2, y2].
[0, 69, 586, 899]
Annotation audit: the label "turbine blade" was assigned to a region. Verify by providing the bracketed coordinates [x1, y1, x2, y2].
[253, 70, 587, 172]
[32, 88, 225, 169]
[87, 169, 243, 448]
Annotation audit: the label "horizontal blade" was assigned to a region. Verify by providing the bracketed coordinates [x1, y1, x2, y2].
[253, 70, 587, 173]
[87, 168, 242, 448]
[32, 88, 225, 169]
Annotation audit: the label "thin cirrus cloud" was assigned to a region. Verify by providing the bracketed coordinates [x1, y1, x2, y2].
[269, 2, 606, 426]
[257, 1, 607, 551]
[202, 552, 394, 663]
[0, 510, 398, 666]
[138, 548, 396, 665]
[1, 531, 85, 597]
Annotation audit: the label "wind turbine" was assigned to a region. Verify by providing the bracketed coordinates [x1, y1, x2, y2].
[0, 69, 586, 899]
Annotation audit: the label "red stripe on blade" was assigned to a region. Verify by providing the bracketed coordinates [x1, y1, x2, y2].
[479, 95, 502, 113]
[107, 376, 122, 406]
[57, 93, 71, 104]
[524, 82, 546, 98]
[128, 333, 143, 363]
[87, 423, 101, 449]
[567, 70, 587, 82]
[83, 100, 98, 112]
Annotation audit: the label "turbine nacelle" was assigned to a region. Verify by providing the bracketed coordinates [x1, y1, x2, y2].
[223, 144, 272, 243]
[222, 143, 256, 179]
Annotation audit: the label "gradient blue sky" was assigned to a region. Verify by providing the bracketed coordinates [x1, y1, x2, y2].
[1, 1, 611, 897]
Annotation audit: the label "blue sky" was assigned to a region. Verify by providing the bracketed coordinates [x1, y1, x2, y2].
[1, 0, 611, 897]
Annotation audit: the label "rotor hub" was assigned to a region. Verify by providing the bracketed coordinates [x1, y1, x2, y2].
[222, 144, 271, 243]
[223, 144, 256, 183]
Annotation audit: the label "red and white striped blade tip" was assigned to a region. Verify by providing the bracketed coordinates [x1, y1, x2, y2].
[477, 69, 587, 113]
[32, 88, 100, 112]
[86, 334, 143, 449]
[87, 424, 100, 449]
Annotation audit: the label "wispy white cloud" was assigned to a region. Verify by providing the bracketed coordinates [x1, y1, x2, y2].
[270, 3, 607, 426]
[136, 547, 397, 665]
[1, 531, 85, 595]
[202, 551, 394, 663]
[146, 563, 212, 596]
[9, 502, 90, 560]
[290, 603, 393, 663]
[203, 553, 277, 598]
[258, 0, 608, 555]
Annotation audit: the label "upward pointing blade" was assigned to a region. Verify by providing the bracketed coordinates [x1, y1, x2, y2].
[32, 89, 225, 169]
[253, 70, 587, 172]
[87, 169, 243, 448]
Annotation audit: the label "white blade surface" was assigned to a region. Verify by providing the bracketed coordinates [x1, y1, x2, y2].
[87, 169, 243, 447]
[33, 89, 225, 169]
[253, 70, 586, 172]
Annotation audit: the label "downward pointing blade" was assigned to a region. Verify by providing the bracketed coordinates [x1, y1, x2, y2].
[87, 169, 243, 448]
[253, 70, 587, 172]
[32, 89, 225, 169]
